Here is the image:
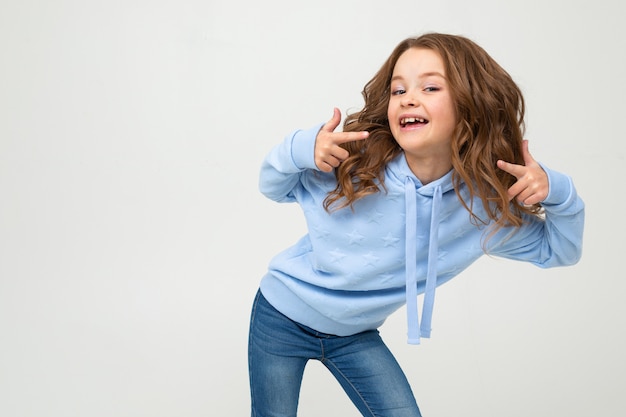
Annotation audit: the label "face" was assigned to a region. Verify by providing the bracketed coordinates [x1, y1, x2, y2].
[387, 48, 457, 175]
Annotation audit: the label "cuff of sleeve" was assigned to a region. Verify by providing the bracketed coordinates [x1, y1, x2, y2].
[290, 122, 324, 170]
[540, 162, 574, 206]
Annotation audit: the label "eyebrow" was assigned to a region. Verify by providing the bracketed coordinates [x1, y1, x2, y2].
[391, 71, 446, 82]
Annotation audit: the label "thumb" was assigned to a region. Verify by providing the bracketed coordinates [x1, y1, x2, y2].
[521, 139, 533, 165]
[321, 107, 342, 132]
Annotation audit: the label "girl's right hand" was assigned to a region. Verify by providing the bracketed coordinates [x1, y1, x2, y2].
[314, 108, 369, 172]
[497, 140, 549, 205]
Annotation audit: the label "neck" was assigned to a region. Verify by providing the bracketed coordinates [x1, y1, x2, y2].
[405, 154, 452, 185]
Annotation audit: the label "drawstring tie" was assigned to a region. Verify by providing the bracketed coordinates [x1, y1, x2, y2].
[405, 177, 442, 344]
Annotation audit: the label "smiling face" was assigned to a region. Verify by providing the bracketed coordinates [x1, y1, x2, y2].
[387, 47, 457, 182]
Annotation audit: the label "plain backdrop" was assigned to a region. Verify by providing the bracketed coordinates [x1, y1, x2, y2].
[1, 1, 624, 416]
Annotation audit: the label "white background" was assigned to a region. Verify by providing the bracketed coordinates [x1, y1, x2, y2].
[1, 1, 624, 416]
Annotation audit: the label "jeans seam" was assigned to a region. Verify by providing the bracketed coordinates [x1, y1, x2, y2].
[322, 357, 376, 417]
[248, 291, 261, 417]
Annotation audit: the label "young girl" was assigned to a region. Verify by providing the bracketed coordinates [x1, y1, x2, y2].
[249, 33, 584, 417]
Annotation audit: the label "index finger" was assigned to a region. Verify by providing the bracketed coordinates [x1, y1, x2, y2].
[497, 159, 525, 179]
[331, 130, 370, 144]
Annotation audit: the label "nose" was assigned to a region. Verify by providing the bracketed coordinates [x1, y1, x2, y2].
[401, 91, 418, 107]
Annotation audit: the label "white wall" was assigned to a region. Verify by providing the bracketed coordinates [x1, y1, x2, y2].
[1, 0, 624, 416]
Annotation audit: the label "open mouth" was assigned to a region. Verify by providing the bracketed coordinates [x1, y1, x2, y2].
[400, 117, 428, 128]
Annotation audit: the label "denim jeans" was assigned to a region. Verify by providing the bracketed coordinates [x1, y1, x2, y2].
[248, 290, 422, 417]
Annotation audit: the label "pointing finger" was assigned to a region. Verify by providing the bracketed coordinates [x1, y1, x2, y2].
[333, 130, 370, 144]
[497, 159, 525, 179]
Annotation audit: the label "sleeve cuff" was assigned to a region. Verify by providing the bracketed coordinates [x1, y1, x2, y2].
[290, 122, 324, 170]
[540, 162, 574, 206]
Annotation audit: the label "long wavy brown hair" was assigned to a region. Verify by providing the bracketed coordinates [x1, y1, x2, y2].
[324, 32, 542, 233]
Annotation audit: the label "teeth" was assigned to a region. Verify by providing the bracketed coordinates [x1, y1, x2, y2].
[401, 117, 426, 125]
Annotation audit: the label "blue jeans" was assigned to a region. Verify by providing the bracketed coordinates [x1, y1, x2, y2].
[248, 290, 422, 417]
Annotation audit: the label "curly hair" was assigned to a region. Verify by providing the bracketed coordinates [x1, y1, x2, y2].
[324, 32, 542, 233]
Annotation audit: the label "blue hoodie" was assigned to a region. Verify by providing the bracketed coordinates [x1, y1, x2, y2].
[259, 123, 585, 344]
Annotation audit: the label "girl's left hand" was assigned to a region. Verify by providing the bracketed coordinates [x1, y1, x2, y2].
[496, 140, 549, 205]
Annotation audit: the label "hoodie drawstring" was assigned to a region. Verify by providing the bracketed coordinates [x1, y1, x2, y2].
[405, 177, 442, 344]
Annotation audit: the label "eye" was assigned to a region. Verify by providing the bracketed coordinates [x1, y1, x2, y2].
[424, 86, 440, 92]
[391, 88, 406, 96]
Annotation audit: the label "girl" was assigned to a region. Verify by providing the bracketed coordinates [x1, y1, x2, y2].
[249, 33, 584, 417]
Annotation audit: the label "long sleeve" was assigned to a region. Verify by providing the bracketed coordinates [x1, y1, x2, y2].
[259, 123, 323, 203]
[489, 165, 585, 267]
